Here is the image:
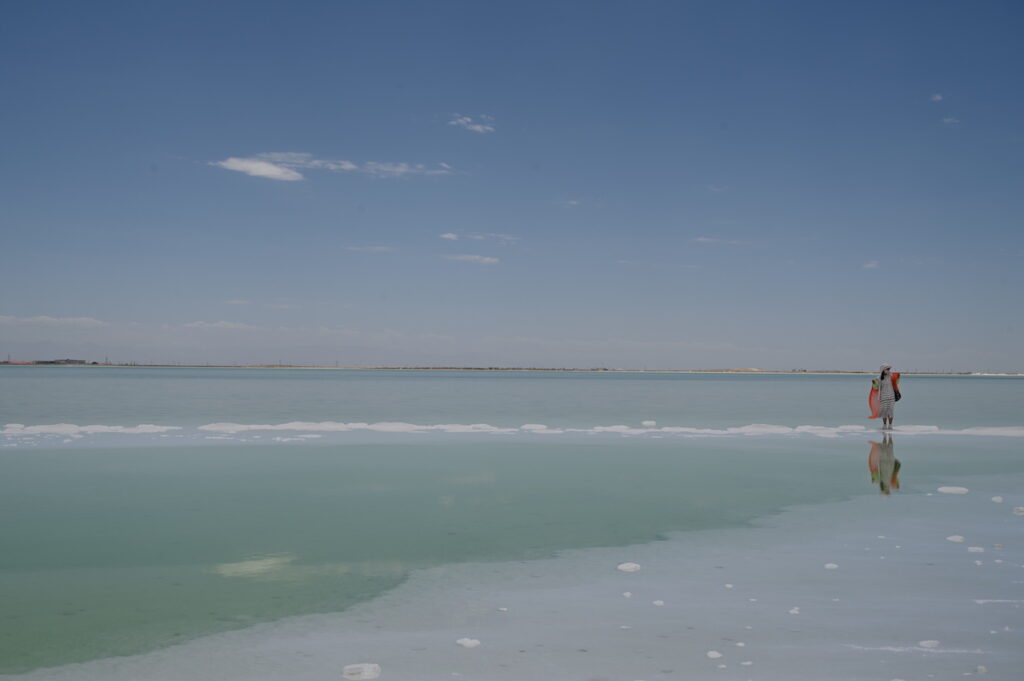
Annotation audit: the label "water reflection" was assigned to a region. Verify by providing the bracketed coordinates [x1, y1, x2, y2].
[868, 434, 901, 495]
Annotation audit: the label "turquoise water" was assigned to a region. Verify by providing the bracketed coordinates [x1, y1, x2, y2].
[2, 366, 1022, 431]
[1, 368, 1022, 675]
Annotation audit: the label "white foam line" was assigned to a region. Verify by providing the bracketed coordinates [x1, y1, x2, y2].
[973, 599, 1024, 604]
[5, 422, 1024, 441]
[844, 644, 986, 654]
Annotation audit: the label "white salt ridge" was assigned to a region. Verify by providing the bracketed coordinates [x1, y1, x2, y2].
[616, 562, 641, 573]
[947, 535, 966, 543]
[991, 496, 1003, 503]
[455, 638, 480, 648]
[7, 421, 1024, 444]
[938, 486, 970, 495]
[968, 546, 985, 553]
[706, 650, 722, 659]
[824, 563, 839, 569]
[1013, 507, 1024, 515]
[919, 640, 940, 648]
[0, 423, 181, 436]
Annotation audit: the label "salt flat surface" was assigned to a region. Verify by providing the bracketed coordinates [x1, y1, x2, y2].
[8, 473, 1022, 681]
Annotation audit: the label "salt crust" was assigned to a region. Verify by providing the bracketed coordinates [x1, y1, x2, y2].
[341, 663, 381, 680]
[8, 476, 1022, 681]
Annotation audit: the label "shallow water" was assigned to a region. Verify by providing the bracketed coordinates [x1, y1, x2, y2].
[1, 368, 1021, 678]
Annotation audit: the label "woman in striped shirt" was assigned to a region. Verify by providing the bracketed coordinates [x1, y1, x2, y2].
[876, 364, 899, 429]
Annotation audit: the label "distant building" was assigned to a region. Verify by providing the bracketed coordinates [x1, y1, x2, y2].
[33, 359, 88, 365]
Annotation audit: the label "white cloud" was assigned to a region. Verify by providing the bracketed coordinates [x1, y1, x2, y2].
[211, 157, 304, 181]
[361, 161, 450, 178]
[184, 321, 257, 330]
[0, 314, 107, 327]
[444, 254, 500, 265]
[346, 246, 393, 253]
[862, 260, 880, 269]
[449, 114, 496, 134]
[931, 93, 943, 101]
[942, 116, 960, 125]
[439, 233, 459, 241]
[560, 199, 581, 207]
[212, 152, 451, 181]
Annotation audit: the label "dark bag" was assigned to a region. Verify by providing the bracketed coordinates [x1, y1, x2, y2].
[894, 388, 901, 402]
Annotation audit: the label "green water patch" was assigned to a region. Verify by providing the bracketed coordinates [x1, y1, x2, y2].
[1, 436, 1007, 673]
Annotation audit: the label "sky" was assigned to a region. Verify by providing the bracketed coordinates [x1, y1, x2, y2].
[1, 0, 1022, 371]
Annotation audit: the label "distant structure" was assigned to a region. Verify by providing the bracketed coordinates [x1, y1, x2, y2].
[32, 359, 88, 365]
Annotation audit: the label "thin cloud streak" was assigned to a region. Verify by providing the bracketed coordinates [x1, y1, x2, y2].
[441, 232, 519, 245]
[443, 254, 499, 265]
[212, 152, 452, 181]
[449, 114, 496, 134]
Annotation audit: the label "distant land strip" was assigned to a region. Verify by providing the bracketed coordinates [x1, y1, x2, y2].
[1, 361, 1019, 376]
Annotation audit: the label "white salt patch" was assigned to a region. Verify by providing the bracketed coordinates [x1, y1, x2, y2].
[919, 640, 940, 648]
[622, 591, 632, 598]
[968, 547, 985, 553]
[1013, 507, 1024, 515]
[735, 641, 745, 647]
[788, 607, 800, 615]
[724, 583, 734, 589]
[976, 665, 988, 673]
[497, 607, 508, 612]
[617, 562, 641, 572]
[716, 663, 726, 668]
[991, 496, 1003, 503]
[974, 560, 983, 566]
[741, 660, 753, 666]
[938, 486, 969, 495]
[342, 663, 382, 680]
[947, 535, 966, 543]
[825, 563, 839, 570]
[652, 600, 664, 606]
[706, 650, 722, 659]
[455, 638, 480, 648]
[641, 420, 657, 427]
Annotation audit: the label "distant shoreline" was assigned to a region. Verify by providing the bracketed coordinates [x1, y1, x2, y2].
[2, 363, 1020, 376]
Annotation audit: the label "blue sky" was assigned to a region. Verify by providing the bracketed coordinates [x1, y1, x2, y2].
[2, 0, 1021, 370]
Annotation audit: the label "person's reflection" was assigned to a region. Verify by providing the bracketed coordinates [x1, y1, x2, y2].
[868, 434, 901, 495]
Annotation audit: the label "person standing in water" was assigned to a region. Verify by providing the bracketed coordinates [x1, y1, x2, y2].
[874, 364, 900, 429]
